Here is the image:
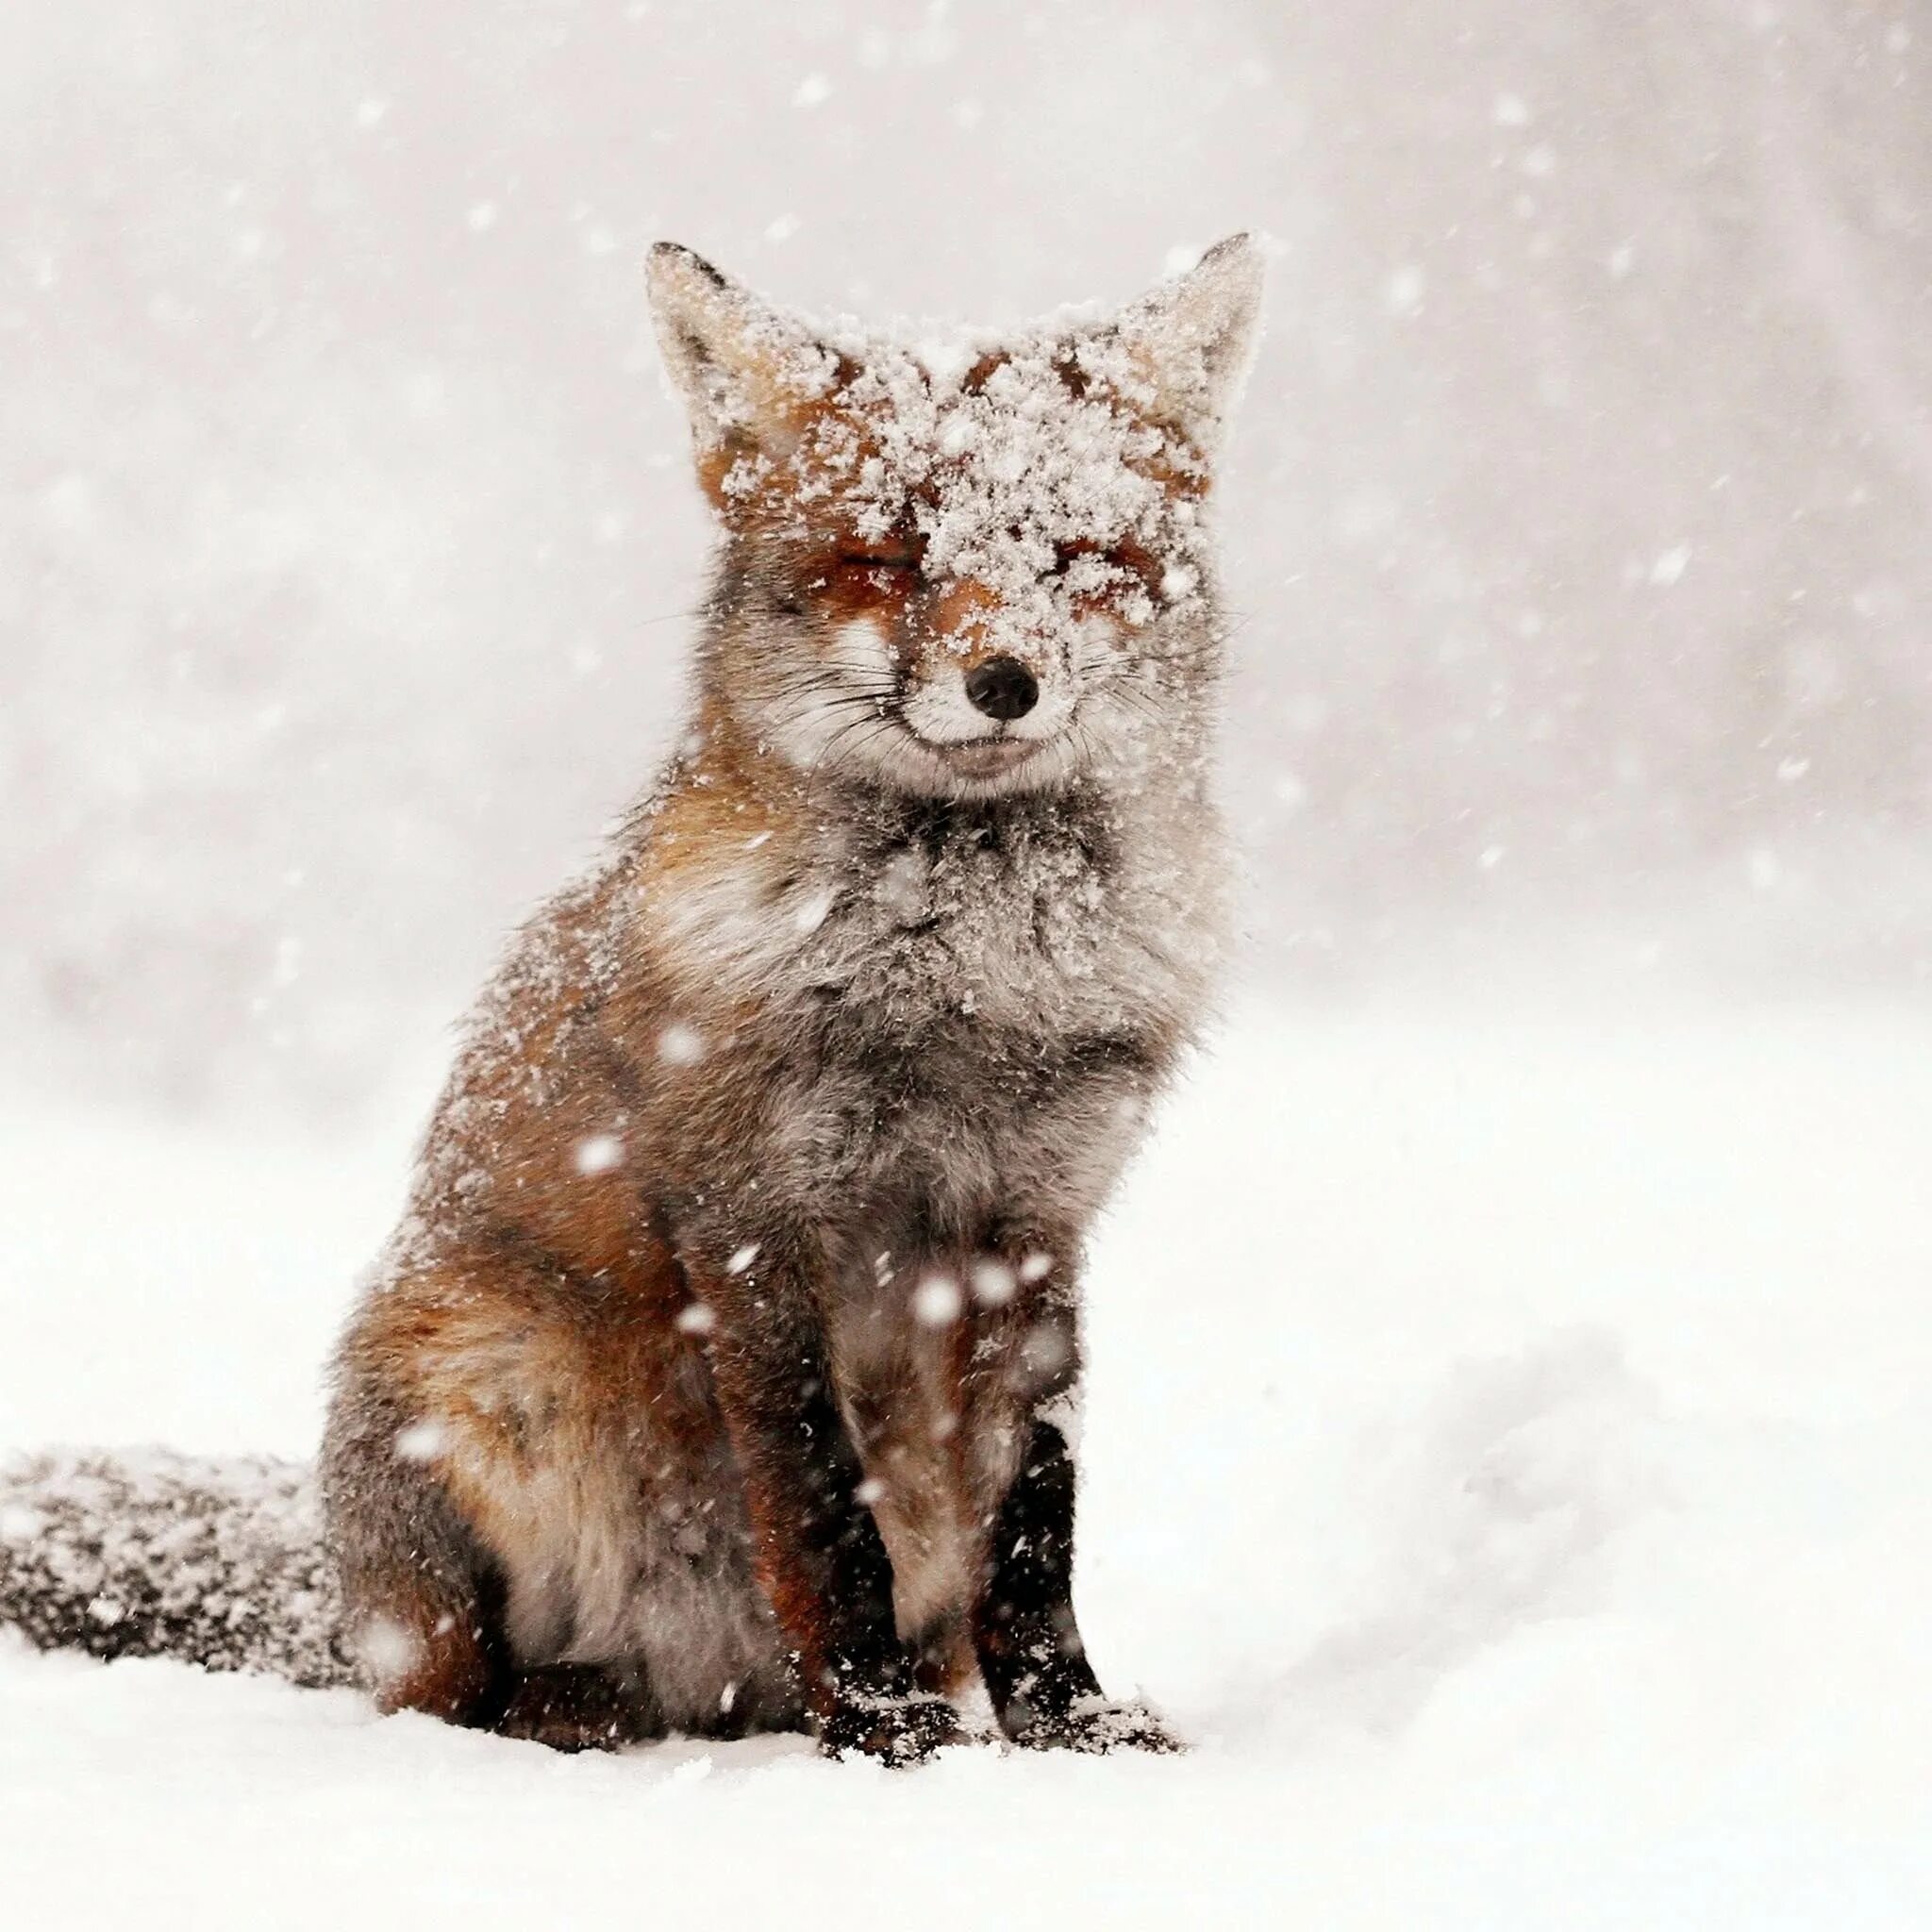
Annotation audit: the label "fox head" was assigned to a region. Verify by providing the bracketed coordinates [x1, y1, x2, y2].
[646, 238, 1262, 802]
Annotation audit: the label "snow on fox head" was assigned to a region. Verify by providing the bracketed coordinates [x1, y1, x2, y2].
[647, 238, 1262, 800]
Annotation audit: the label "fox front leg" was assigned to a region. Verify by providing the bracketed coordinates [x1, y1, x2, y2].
[691, 1241, 956, 1766]
[967, 1247, 1186, 1762]
[974, 1410, 1182, 1755]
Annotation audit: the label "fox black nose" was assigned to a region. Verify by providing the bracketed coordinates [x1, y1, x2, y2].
[964, 656, 1039, 722]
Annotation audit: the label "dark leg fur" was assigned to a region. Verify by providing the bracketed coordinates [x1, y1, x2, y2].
[974, 1419, 1181, 1754]
[974, 1420, 1101, 1729]
[496, 1663, 656, 1752]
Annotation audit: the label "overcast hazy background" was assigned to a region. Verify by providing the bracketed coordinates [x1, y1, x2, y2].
[6, 0, 1928, 1123]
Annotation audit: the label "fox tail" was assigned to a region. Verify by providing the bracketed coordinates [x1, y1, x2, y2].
[0, 1447, 348, 1688]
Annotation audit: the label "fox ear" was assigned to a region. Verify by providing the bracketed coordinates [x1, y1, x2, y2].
[1114, 233, 1264, 454]
[645, 242, 822, 491]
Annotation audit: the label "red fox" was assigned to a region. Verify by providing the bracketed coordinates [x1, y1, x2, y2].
[1, 237, 1261, 1764]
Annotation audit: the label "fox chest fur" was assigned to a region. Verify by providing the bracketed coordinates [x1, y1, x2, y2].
[638, 775, 1222, 1246]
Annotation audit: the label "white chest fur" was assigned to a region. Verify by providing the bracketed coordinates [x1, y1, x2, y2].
[648, 789, 1220, 1052]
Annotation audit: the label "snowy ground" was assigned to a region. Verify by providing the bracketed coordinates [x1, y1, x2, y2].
[3, 991, 1930, 1929]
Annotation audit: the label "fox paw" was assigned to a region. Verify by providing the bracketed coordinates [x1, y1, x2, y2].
[495, 1665, 641, 1753]
[819, 1692, 959, 1767]
[1008, 1696, 1186, 1756]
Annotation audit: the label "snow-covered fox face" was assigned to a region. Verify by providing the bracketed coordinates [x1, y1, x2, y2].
[647, 240, 1262, 800]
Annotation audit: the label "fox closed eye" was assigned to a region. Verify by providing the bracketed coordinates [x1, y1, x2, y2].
[1050, 540, 1159, 604]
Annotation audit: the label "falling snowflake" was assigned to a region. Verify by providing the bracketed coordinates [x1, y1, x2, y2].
[913, 1274, 963, 1326]
[392, 1422, 447, 1463]
[575, 1134, 625, 1174]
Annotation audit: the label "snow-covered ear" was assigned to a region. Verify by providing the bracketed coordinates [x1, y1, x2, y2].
[1115, 233, 1264, 454]
[646, 242, 824, 494]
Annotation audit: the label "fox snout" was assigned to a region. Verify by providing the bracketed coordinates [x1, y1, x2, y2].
[893, 624, 1074, 772]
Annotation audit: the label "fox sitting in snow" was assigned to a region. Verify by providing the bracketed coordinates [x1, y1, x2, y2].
[0, 236, 1261, 1764]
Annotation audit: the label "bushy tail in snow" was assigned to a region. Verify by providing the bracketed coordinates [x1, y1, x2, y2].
[0, 1449, 349, 1688]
